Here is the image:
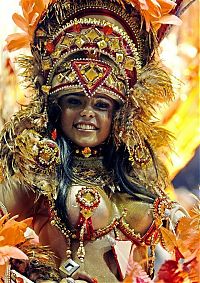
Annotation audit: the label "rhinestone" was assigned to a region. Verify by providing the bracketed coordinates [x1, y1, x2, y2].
[85, 28, 101, 41]
[59, 259, 80, 277]
[103, 25, 113, 35]
[45, 41, 55, 53]
[75, 37, 86, 48]
[116, 52, 124, 63]
[124, 56, 136, 71]
[41, 85, 51, 94]
[68, 71, 76, 82]
[85, 68, 99, 82]
[62, 36, 73, 46]
[97, 40, 107, 49]
[110, 38, 120, 50]
[51, 50, 62, 59]
[73, 23, 82, 33]
[41, 58, 52, 70]
[57, 73, 65, 83]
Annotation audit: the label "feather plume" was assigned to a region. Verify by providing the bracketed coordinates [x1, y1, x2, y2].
[5, 0, 56, 51]
[134, 62, 174, 114]
[118, 0, 182, 31]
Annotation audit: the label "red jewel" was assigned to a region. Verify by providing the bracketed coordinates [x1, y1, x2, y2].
[51, 128, 57, 140]
[45, 41, 55, 53]
[16, 277, 24, 283]
[73, 23, 82, 33]
[103, 25, 113, 35]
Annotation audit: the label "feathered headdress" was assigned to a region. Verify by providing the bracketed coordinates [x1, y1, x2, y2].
[0, 0, 192, 196]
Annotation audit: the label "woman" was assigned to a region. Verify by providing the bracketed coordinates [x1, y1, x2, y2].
[0, 0, 188, 282]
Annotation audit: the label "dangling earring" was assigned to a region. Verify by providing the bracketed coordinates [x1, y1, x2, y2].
[51, 128, 57, 140]
[134, 144, 151, 164]
[128, 144, 151, 165]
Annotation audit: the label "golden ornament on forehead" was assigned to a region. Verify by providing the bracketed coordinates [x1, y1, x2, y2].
[71, 59, 112, 96]
[83, 64, 101, 82]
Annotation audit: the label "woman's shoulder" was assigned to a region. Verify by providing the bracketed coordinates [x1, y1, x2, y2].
[112, 191, 189, 240]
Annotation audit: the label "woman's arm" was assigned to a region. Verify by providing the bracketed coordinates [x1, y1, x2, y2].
[0, 176, 36, 220]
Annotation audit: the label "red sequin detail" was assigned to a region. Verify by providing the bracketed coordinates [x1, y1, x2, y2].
[103, 25, 113, 35]
[16, 277, 24, 283]
[45, 41, 55, 53]
[51, 129, 57, 140]
[73, 23, 82, 33]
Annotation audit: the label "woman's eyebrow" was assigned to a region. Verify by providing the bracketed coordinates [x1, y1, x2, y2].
[69, 93, 85, 97]
[95, 95, 112, 102]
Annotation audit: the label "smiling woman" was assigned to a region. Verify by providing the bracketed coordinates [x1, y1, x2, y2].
[58, 93, 115, 147]
[0, 0, 190, 282]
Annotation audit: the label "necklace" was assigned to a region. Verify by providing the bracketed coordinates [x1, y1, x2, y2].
[76, 187, 101, 261]
[72, 156, 117, 192]
[73, 145, 103, 158]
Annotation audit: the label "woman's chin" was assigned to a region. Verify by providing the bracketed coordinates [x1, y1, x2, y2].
[74, 141, 100, 148]
[73, 137, 104, 148]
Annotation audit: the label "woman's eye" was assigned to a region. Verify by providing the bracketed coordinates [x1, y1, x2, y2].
[95, 101, 110, 110]
[66, 97, 82, 106]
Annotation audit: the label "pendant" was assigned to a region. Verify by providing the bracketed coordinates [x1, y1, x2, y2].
[76, 187, 101, 261]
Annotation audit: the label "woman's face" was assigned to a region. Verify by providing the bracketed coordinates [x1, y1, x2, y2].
[59, 93, 115, 147]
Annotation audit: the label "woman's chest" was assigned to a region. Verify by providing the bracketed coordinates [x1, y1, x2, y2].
[65, 185, 153, 236]
[66, 185, 119, 230]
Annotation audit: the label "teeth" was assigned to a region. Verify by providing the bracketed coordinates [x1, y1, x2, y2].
[76, 124, 96, 130]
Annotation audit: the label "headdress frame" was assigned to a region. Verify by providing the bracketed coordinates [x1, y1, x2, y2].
[32, 0, 156, 105]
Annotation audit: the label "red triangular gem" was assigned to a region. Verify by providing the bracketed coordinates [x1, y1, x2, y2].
[71, 59, 112, 96]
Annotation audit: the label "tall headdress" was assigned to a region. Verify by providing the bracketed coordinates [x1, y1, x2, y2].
[0, 0, 188, 195]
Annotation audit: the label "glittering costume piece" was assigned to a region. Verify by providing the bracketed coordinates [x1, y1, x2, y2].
[0, 0, 191, 281]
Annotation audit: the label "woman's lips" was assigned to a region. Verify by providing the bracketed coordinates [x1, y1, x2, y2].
[74, 123, 98, 130]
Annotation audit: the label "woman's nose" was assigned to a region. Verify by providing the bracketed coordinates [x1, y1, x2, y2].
[80, 104, 95, 118]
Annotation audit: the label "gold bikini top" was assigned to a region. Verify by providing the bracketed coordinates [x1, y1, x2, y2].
[50, 184, 173, 248]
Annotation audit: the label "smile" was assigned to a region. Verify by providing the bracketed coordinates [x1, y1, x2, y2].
[74, 123, 98, 130]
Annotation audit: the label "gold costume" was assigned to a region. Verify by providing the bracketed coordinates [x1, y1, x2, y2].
[0, 0, 190, 282]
